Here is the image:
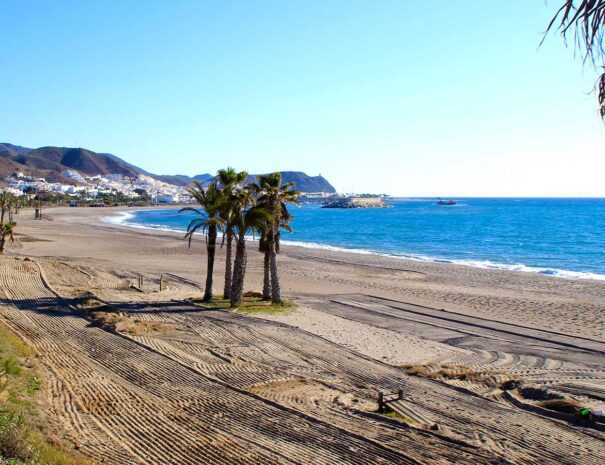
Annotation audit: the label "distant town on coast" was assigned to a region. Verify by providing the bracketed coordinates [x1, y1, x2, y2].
[0, 142, 392, 207]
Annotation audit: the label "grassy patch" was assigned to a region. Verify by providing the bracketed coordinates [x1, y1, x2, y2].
[235, 299, 296, 315]
[192, 294, 297, 315]
[0, 321, 97, 465]
[190, 297, 230, 309]
[384, 410, 417, 425]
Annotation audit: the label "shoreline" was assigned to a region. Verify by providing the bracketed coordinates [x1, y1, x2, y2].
[11, 205, 605, 341]
[101, 206, 605, 283]
[3, 204, 605, 464]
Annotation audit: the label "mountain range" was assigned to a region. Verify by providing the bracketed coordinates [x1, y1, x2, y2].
[0, 143, 336, 193]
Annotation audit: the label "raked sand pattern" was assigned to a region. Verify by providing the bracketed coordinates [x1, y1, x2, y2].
[1, 206, 605, 464]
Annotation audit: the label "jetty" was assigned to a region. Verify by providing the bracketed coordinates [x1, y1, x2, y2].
[322, 196, 389, 209]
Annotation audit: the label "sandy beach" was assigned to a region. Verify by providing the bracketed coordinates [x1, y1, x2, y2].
[2, 205, 605, 464]
[20, 206, 605, 340]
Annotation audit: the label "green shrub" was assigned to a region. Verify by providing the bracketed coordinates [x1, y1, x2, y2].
[0, 410, 35, 462]
[1, 358, 21, 377]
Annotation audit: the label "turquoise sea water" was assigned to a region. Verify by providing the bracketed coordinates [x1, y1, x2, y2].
[104, 198, 605, 281]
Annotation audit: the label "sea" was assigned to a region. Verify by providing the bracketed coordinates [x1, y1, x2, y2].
[103, 198, 605, 281]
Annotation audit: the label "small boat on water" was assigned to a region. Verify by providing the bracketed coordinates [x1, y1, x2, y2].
[436, 197, 456, 206]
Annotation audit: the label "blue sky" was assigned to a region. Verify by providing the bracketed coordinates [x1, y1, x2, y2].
[1, 1, 604, 196]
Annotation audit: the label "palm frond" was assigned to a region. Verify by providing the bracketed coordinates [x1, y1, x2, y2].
[184, 218, 209, 247]
[179, 207, 205, 216]
[185, 217, 208, 232]
[243, 206, 272, 230]
[545, 0, 605, 62]
[544, 0, 605, 116]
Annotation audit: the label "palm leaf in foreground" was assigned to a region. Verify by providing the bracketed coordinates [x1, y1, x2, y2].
[545, 1, 605, 117]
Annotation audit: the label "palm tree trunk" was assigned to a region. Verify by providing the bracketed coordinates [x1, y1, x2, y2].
[262, 247, 271, 300]
[0, 236, 5, 254]
[269, 237, 281, 304]
[223, 228, 234, 299]
[203, 224, 217, 302]
[230, 234, 247, 307]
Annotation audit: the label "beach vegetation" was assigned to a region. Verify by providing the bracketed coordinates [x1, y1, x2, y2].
[0, 194, 18, 254]
[0, 222, 16, 254]
[182, 168, 301, 308]
[0, 321, 96, 465]
[180, 181, 225, 302]
[192, 294, 296, 315]
[0, 193, 17, 224]
[229, 188, 272, 307]
[216, 168, 248, 300]
[384, 410, 417, 425]
[252, 173, 300, 304]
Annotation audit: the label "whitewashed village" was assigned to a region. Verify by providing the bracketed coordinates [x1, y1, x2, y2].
[1, 170, 351, 207]
[3, 170, 189, 204]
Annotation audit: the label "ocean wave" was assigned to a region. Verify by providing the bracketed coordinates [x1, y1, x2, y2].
[422, 257, 605, 281]
[103, 211, 605, 282]
[276, 242, 605, 281]
[102, 211, 187, 234]
[101, 210, 136, 225]
[282, 241, 605, 281]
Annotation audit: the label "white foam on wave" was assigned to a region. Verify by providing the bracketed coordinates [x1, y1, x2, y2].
[102, 210, 187, 234]
[102, 211, 605, 282]
[280, 239, 377, 255]
[277, 240, 605, 281]
[102, 210, 249, 239]
[101, 210, 136, 225]
[426, 257, 605, 281]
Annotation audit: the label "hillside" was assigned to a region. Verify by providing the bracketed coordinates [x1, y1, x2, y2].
[0, 142, 31, 156]
[0, 143, 337, 192]
[0, 144, 141, 183]
[199, 171, 336, 193]
[0, 143, 201, 186]
[243, 171, 336, 193]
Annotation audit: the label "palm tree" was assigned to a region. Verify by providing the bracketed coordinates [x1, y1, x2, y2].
[258, 230, 272, 300]
[15, 196, 23, 215]
[180, 181, 224, 302]
[229, 185, 272, 307]
[216, 168, 248, 299]
[254, 173, 300, 304]
[0, 222, 15, 254]
[7, 196, 16, 223]
[0, 193, 15, 224]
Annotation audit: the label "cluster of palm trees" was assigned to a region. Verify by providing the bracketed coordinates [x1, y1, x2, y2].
[181, 169, 300, 307]
[0, 193, 19, 254]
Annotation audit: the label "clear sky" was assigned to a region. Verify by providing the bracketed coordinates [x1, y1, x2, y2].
[1, 1, 604, 196]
